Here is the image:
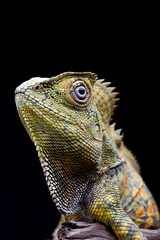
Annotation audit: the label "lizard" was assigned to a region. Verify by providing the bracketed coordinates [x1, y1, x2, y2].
[15, 72, 160, 240]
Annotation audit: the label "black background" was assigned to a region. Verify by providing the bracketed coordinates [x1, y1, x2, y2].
[2, 11, 160, 240]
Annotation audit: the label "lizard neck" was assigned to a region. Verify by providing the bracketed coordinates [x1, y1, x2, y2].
[39, 143, 98, 216]
[33, 118, 100, 216]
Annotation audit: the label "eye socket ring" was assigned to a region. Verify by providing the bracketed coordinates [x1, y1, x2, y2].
[59, 79, 92, 108]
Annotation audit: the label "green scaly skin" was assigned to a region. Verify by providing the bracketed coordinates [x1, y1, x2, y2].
[15, 72, 160, 240]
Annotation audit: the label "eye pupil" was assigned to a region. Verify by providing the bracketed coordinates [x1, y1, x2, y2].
[74, 85, 87, 100]
[78, 87, 85, 95]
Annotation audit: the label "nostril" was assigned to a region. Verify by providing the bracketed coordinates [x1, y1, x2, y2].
[34, 85, 40, 91]
[33, 84, 41, 91]
[15, 77, 49, 96]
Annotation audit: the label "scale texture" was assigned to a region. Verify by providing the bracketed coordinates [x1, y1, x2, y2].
[15, 72, 160, 240]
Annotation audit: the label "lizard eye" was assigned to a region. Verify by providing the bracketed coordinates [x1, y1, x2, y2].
[74, 85, 87, 100]
[59, 79, 92, 108]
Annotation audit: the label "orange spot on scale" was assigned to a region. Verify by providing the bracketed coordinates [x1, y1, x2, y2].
[132, 187, 139, 201]
[120, 151, 125, 160]
[147, 201, 154, 217]
[136, 206, 145, 218]
[123, 161, 128, 171]
[155, 204, 160, 220]
[123, 174, 129, 187]
[121, 187, 124, 195]
[135, 193, 139, 201]
[135, 234, 140, 239]
[140, 187, 148, 199]
[145, 217, 153, 228]
[135, 218, 143, 227]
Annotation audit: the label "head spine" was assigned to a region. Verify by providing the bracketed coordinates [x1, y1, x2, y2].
[93, 78, 119, 126]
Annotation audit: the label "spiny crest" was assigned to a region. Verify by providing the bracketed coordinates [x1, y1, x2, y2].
[93, 79, 119, 126]
[109, 122, 124, 147]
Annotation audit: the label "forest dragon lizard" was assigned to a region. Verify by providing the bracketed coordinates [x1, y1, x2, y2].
[15, 72, 160, 240]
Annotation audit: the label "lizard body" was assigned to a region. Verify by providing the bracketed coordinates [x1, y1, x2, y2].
[15, 72, 160, 240]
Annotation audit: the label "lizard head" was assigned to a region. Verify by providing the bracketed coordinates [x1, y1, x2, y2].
[15, 72, 106, 215]
[15, 72, 122, 215]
